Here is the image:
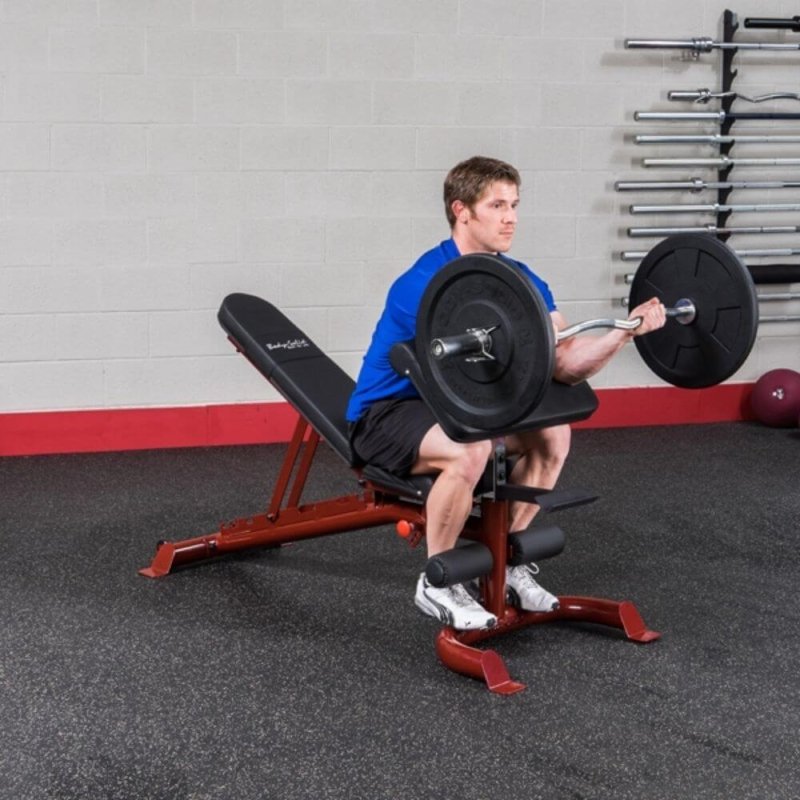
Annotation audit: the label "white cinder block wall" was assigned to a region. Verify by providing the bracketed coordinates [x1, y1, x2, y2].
[1, 0, 798, 415]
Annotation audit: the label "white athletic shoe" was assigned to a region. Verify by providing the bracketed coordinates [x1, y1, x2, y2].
[414, 573, 497, 630]
[506, 564, 559, 612]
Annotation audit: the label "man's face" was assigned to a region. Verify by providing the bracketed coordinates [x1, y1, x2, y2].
[452, 180, 519, 254]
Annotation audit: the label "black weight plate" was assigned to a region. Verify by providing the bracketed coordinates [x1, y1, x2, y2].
[416, 254, 555, 431]
[628, 233, 758, 389]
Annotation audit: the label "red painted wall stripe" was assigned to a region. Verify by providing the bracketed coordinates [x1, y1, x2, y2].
[0, 403, 300, 457]
[0, 384, 755, 458]
[573, 383, 755, 429]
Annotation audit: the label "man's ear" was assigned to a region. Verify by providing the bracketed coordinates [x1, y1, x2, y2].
[451, 200, 468, 223]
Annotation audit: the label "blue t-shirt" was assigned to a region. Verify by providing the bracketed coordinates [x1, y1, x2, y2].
[345, 238, 556, 422]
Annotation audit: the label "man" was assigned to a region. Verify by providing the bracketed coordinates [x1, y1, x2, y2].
[346, 156, 666, 630]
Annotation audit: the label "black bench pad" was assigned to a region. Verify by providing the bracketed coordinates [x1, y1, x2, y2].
[217, 293, 434, 500]
[218, 293, 356, 465]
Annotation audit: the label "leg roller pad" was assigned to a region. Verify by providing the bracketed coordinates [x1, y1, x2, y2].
[425, 543, 493, 587]
[507, 524, 565, 565]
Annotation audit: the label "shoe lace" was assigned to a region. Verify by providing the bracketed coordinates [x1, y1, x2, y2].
[449, 582, 481, 608]
[511, 563, 544, 590]
[509, 563, 540, 579]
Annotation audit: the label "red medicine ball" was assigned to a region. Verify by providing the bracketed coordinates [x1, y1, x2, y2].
[750, 368, 800, 427]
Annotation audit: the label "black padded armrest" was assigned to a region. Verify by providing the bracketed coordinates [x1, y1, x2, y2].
[390, 340, 598, 442]
[389, 341, 485, 440]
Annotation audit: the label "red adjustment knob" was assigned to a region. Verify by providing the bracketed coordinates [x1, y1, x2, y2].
[396, 520, 415, 539]
[396, 520, 423, 548]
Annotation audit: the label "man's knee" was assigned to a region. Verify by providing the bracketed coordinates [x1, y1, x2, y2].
[447, 439, 494, 486]
[514, 424, 571, 470]
[541, 424, 571, 464]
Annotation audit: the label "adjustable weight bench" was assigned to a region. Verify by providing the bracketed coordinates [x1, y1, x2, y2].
[140, 293, 660, 694]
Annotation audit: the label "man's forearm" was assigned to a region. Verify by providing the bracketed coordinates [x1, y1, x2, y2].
[553, 329, 633, 384]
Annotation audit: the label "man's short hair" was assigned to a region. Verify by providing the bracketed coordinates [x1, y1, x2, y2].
[443, 156, 521, 228]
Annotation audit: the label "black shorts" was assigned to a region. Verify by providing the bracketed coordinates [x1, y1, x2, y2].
[349, 398, 436, 475]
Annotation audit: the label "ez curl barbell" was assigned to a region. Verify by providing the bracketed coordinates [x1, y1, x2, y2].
[410, 233, 758, 433]
[431, 300, 697, 360]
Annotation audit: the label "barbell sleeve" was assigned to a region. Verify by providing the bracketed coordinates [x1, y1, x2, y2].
[430, 327, 497, 361]
[430, 331, 485, 360]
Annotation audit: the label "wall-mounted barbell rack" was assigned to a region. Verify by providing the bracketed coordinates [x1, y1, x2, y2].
[621, 9, 800, 326]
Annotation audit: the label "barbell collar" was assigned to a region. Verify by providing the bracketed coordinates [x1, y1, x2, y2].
[430, 327, 496, 361]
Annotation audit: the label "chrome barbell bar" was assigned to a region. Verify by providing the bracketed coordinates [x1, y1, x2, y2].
[634, 134, 800, 146]
[622, 247, 800, 262]
[430, 303, 697, 362]
[616, 178, 800, 192]
[627, 224, 800, 237]
[625, 37, 800, 52]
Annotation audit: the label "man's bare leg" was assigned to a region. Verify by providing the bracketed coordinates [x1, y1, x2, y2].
[412, 425, 493, 556]
[500, 424, 570, 613]
[505, 424, 571, 533]
[411, 425, 497, 629]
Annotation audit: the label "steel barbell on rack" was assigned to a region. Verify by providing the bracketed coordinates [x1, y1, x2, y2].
[414, 234, 758, 432]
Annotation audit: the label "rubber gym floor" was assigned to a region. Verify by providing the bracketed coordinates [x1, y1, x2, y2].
[1, 422, 798, 800]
